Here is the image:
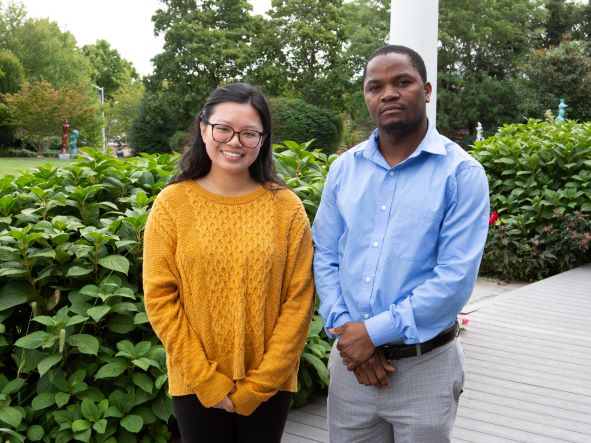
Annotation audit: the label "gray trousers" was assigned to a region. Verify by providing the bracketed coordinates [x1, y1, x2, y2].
[327, 338, 465, 443]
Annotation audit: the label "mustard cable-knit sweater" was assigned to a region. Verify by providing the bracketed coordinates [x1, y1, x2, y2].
[143, 180, 314, 416]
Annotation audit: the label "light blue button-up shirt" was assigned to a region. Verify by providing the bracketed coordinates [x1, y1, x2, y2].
[312, 122, 490, 346]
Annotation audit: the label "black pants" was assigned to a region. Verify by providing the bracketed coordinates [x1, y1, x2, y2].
[172, 391, 292, 443]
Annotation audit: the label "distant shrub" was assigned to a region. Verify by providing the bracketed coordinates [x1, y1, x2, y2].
[168, 131, 190, 153]
[0, 147, 35, 157]
[269, 98, 342, 154]
[472, 119, 591, 281]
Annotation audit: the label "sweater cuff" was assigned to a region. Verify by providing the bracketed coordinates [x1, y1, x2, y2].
[229, 385, 266, 416]
[194, 372, 235, 408]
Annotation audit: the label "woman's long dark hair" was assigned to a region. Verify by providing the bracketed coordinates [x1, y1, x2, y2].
[170, 83, 282, 187]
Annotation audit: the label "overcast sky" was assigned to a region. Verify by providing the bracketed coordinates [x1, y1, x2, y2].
[17, 0, 273, 77]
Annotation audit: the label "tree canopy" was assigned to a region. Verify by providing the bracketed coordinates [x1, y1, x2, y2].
[0, 1, 141, 149]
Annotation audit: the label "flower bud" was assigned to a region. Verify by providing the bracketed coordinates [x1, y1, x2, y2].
[59, 328, 66, 353]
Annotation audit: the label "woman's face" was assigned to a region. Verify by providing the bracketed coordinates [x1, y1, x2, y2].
[199, 102, 264, 179]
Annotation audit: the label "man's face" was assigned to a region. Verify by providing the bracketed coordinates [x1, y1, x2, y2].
[363, 52, 432, 137]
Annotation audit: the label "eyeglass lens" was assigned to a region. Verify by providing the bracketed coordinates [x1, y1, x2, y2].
[211, 124, 262, 148]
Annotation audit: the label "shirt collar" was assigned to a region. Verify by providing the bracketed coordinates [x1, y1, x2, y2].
[356, 119, 447, 163]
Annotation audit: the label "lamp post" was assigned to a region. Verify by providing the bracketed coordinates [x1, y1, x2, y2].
[91, 84, 107, 154]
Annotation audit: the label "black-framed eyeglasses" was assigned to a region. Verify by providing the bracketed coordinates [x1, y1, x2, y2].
[202, 117, 266, 149]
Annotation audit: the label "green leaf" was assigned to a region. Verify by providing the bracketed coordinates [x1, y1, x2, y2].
[81, 399, 101, 422]
[67, 266, 93, 277]
[120, 414, 143, 433]
[92, 418, 107, 434]
[152, 393, 173, 422]
[65, 315, 88, 327]
[131, 358, 152, 371]
[71, 418, 91, 432]
[38, 353, 63, 376]
[155, 373, 168, 390]
[28, 248, 56, 259]
[0, 405, 22, 427]
[32, 315, 56, 327]
[95, 361, 127, 379]
[68, 334, 99, 355]
[31, 392, 54, 410]
[14, 331, 50, 349]
[0, 282, 31, 311]
[27, 424, 45, 441]
[133, 312, 148, 324]
[116, 340, 135, 357]
[132, 373, 153, 394]
[0, 427, 24, 441]
[301, 352, 329, 386]
[98, 255, 129, 275]
[107, 314, 137, 333]
[55, 392, 70, 408]
[104, 405, 123, 418]
[86, 305, 111, 323]
[1, 378, 25, 395]
[73, 428, 91, 442]
[0, 268, 26, 277]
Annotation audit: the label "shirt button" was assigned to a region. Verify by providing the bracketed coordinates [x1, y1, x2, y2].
[380, 205, 387, 211]
[363, 313, 370, 319]
[389, 171, 395, 177]
[365, 277, 371, 283]
[372, 241, 379, 247]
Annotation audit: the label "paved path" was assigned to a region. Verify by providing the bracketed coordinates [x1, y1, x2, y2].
[282, 266, 591, 442]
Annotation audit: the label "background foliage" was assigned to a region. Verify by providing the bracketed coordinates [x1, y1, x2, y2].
[3, 0, 591, 154]
[269, 98, 342, 154]
[0, 142, 335, 440]
[472, 119, 591, 281]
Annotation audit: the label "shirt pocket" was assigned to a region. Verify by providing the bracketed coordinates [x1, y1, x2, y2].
[389, 203, 442, 261]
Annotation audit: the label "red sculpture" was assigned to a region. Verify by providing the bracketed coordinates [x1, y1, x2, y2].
[61, 122, 70, 154]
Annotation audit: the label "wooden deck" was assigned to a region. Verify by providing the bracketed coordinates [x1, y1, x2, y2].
[282, 264, 591, 442]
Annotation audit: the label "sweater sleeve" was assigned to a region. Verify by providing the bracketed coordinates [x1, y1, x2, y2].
[230, 204, 315, 415]
[143, 195, 234, 407]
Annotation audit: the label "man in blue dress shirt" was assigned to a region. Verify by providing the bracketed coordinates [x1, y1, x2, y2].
[312, 45, 490, 442]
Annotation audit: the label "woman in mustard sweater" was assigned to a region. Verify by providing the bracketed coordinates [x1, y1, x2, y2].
[142, 83, 314, 442]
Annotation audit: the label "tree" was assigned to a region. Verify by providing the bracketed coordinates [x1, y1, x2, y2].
[82, 39, 139, 100]
[0, 48, 25, 146]
[340, 0, 390, 141]
[517, 40, 591, 122]
[3, 17, 91, 88]
[267, 0, 347, 108]
[128, 90, 179, 153]
[0, 0, 26, 48]
[269, 97, 342, 153]
[2, 78, 100, 154]
[149, 0, 262, 127]
[0, 49, 24, 94]
[437, 0, 547, 139]
[542, 0, 587, 47]
[109, 79, 145, 140]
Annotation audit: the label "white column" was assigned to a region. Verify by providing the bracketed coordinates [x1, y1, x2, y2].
[390, 0, 439, 123]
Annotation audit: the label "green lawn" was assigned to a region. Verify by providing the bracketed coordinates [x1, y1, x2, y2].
[0, 157, 72, 177]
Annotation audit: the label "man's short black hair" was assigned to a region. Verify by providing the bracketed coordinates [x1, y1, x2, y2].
[363, 45, 427, 83]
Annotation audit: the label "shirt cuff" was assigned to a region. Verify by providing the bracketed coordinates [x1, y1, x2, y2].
[365, 298, 419, 346]
[325, 312, 353, 338]
[364, 310, 401, 347]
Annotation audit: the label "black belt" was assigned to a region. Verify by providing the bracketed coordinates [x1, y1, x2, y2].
[380, 323, 459, 360]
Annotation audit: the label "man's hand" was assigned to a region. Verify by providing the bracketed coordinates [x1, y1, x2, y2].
[330, 321, 375, 370]
[213, 385, 236, 413]
[353, 349, 396, 388]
